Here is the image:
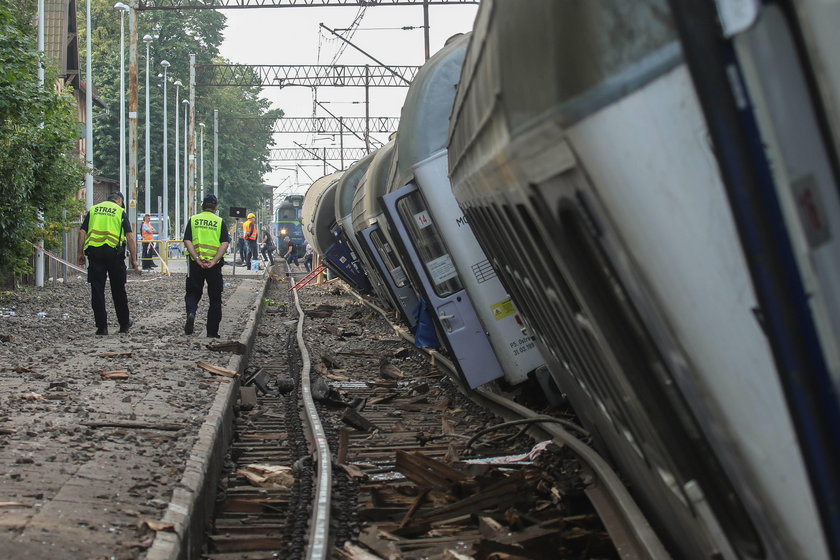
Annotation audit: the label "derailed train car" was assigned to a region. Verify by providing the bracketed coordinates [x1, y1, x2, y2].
[447, 1, 840, 559]
[301, 0, 840, 558]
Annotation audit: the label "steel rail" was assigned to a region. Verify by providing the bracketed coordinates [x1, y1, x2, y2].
[348, 288, 671, 560]
[293, 288, 333, 560]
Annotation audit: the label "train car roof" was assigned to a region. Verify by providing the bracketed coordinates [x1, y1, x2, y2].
[301, 171, 343, 253]
[395, 33, 469, 188]
[336, 152, 377, 221]
[351, 140, 396, 234]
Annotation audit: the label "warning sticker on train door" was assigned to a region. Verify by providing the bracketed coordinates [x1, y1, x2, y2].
[426, 254, 458, 285]
[413, 210, 432, 229]
[491, 298, 516, 320]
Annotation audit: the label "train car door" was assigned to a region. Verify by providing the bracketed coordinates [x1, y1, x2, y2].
[324, 224, 373, 294]
[361, 223, 418, 328]
[382, 183, 504, 388]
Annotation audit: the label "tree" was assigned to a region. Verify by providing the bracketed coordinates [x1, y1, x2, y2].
[0, 0, 84, 284]
[80, 0, 280, 235]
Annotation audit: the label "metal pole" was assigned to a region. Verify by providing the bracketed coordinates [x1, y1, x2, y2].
[213, 109, 218, 198]
[174, 80, 181, 238]
[85, 0, 94, 210]
[127, 1, 138, 230]
[188, 54, 196, 220]
[116, 3, 127, 193]
[323, 147, 327, 176]
[364, 65, 370, 153]
[35, 0, 45, 287]
[199, 123, 205, 203]
[161, 60, 170, 244]
[183, 99, 189, 225]
[423, 0, 430, 61]
[143, 34, 152, 216]
[339, 116, 344, 169]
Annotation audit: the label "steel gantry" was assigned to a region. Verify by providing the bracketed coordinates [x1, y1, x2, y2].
[225, 116, 399, 135]
[138, 0, 477, 9]
[270, 146, 368, 162]
[195, 64, 419, 88]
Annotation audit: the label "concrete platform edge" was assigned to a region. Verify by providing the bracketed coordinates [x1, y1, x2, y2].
[145, 275, 270, 560]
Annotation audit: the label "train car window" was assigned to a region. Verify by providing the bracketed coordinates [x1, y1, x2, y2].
[552, 195, 764, 556]
[369, 229, 409, 288]
[396, 192, 463, 298]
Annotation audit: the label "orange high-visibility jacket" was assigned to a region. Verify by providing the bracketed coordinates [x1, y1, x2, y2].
[243, 218, 257, 241]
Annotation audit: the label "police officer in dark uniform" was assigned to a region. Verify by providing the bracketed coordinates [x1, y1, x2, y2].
[183, 194, 230, 338]
[77, 191, 139, 335]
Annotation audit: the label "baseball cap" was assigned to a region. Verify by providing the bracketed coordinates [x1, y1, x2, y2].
[203, 194, 218, 205]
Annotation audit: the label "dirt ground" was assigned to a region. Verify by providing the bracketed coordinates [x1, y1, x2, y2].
[0, 273, 262, 559]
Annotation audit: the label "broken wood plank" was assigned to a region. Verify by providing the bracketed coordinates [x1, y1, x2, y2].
[97, 351, 133, 358]
[99, 370, 129, 380]
[395, 450, 467, 491]
[341, 408, 377, 432]
[81, 421, 183, 431]
[196, 361, 238, 378]
[206, 341, 247, 355]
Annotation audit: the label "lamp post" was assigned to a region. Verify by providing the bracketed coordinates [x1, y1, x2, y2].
[114, 2, 129, 192]
[143, 34, 152, 217]
[182, 98, 189, 225]
[199, 122, 205, 205]
[160, 60, 170, 244]
[174, 79, 182, 238]
[84, 0, 94, 210]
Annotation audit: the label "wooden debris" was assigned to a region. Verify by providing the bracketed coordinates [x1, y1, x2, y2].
[338, 349, 377, 357]
[97, 351, 132, 358]
[142, 518, 175, 532]
[337, 542, 383, 560]
[0, 502, 31, 508]
[12, 366, 33, 373]
[237, 464, 294, 489]
[358, 526, 402, 560]
[321, 353, 342, 369]
[99, 370, 129, 380]
[206, 340, 246, 355]
[379, 360, 405, 380]
[341, 408, 377, 432]
[208, 534, 284, 553]
[196, 360, 238, 378]
[0, 427, 16, 435]
[395, 451, 467, 491]
[19, 392, 43, 401]
[81, 421, 183, 431]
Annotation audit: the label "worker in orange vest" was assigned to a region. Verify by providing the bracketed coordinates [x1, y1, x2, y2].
[140, 214, 157, 270]
[243, 212, 258, 266]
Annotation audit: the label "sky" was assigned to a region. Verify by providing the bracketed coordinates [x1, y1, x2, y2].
[216, 3, 479, 198]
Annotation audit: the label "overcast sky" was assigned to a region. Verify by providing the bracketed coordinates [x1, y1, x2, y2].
[217, 4, 478, 196]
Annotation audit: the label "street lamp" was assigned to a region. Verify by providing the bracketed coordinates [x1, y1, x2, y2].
[143, 34, 152, 217]
[182, 98, 189, 225]
[160, 60, 170, 244]
[199, 122, 205, 206]
[114, 2, 129, 192]
[174, 79, 182, 238]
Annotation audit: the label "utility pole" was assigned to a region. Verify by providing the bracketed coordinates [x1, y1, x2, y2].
[35, 0, 45, 288]
[423, 0, 430, 61]
[84, 0, 94, 210]
[128, 0, 139, 230]
[188, 54, 196, 221]
[213, 109, 219, 198]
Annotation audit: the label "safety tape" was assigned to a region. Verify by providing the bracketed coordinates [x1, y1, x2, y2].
[31, 243, 165, 282]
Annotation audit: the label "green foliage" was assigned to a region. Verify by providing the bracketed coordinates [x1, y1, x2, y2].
[80, 0, 280, 235]
[0, 1, 84, 278]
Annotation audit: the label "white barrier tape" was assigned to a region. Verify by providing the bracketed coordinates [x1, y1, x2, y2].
[32, 243, 163, 282]
[31, 244, 87, 274]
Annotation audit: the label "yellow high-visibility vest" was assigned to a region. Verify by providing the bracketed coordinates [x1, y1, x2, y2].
[189, 211, 223, 261]
[84, 201, 125, 249]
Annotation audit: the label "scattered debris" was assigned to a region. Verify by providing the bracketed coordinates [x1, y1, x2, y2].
[142, 518, 175, 532]
[81, 421, 183, 431]
[196, 360, 238, 378]
[0, 334, 13, 343]
[97, 351, 133, 358]
[19, 392, 43, 401]
[0, 502, 32, 508]
[207, 340, 247, 355]
[99, 370, 130, 380]
[379, 359, 405, 380]
[341, 408, 377, 432]
[236, 464, 294, 489]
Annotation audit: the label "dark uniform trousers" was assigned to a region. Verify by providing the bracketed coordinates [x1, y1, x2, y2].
[88, 252, 130, 329]
[185, 259, 224, 335]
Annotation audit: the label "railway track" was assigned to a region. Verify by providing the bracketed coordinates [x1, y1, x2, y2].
[201, 274, 667, 559]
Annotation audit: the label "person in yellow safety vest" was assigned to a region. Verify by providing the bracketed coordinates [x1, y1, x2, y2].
[243, 212, 258, 266]
[140, 214, 157, 270]
[183, 194, 230, 338]
[77, 191, 139, 335]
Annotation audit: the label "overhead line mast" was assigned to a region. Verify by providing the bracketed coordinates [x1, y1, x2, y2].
[137, 0, 477, 9]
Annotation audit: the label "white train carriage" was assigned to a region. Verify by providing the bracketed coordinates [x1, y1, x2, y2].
[350, 142, 421, 327]
[447, 1, 832, 559]
[379, 34, 545, 388]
